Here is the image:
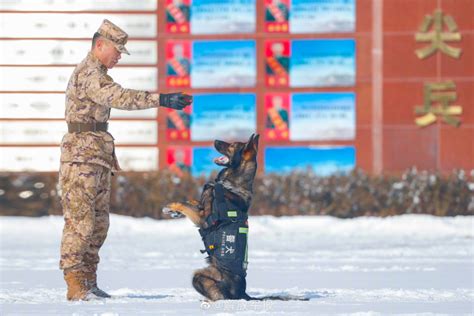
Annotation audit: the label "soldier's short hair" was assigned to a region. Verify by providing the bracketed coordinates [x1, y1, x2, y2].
[92, 32, 102, 49]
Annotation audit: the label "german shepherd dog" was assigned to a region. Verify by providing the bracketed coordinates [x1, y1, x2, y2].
[163, 134, 307, 301]
[163, 134, 259, 301]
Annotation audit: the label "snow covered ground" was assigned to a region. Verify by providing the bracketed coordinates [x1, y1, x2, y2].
[0, 214, 473, 315]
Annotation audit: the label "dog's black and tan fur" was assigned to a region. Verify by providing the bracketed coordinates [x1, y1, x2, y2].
[164, 134, 308, 302]
[163, 134, 259, 301]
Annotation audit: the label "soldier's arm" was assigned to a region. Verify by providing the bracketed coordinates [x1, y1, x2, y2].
[85, 71, 159, 111]
[85, 71, 192, 111]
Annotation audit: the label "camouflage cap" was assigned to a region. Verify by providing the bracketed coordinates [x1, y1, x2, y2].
[96, 19, 130, 55]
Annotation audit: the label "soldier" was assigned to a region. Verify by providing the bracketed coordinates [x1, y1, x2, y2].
[266, 42, 289, 75]
[166, 0, 191, 25]
[265, 0, 289, 23]
[166, 43, 191, 77]
[266, 95, 289, 129]
[59, 19, 192, 301]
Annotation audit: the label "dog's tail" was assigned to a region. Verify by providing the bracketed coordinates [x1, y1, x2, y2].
[242, 293, 309, 301]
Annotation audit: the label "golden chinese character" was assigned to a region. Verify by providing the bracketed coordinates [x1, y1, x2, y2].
[415, 81, 462, 127]
[415, 9, 462, 59]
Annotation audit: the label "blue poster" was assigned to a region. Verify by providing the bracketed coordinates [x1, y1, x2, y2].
[191, 93, 256, 141]
[265, 146, 356, 176]
[191, 0, 256, 34]
[191, 40, 256, 88]
[290, 92, 355, 140]
[290, 0, 356, 33]
[290, 39, 355, 87]
[192, 147, 222, 177]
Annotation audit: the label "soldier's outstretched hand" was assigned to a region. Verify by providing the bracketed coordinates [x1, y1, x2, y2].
[159, 92, 193, 110]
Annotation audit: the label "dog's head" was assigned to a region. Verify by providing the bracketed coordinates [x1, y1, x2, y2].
[213, 133, 260, 192]
[213, 133, 259, 169]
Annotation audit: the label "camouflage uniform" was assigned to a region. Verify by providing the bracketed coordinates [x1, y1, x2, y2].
[59, 20, 160, 276]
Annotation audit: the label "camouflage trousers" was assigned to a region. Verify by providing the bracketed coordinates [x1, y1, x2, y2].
[59, 162, 111, 273]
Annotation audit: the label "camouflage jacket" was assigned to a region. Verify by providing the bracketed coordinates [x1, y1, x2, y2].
[60, 52, 160, 171]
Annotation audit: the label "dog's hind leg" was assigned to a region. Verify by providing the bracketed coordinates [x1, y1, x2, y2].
[162, 202, 202, 226]
[192, 268, 225, 301]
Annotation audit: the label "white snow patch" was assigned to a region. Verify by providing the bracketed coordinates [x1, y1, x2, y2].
[0, 214, 473, 315]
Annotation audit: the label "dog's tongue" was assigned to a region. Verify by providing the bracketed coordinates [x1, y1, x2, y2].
[214, 156, 230, 165]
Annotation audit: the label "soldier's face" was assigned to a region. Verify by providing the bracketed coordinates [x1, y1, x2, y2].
[271, 43, 284, 57]
[173, 45, 184, 59]
[97, 39, 122, 69]
[273, 96, 283, 109]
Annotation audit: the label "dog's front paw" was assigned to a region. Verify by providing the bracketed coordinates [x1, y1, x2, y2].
[162, 207, 184, 219]
[162, 204, 184, 219]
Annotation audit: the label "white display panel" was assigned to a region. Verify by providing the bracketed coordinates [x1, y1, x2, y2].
[0, 67, 158, 91]
[0, 146, 158, 171]
[0, 147, 60, 172]
[0, 94, 65, 118]
[0, 40, 158, 65]
[109, 121, 157, 145]
[0, 121, 157, 144]
[115, 147, 158, 171]
[0, 0, 157, 11]
[0, 14, 157, 38]
[0, 94, 157, 119]
[109, 67, 158, 92]
[0, 121, 65, 144]
[110, 108, 157, 119]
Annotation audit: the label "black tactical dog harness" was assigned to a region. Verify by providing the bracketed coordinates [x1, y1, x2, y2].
[198, 182, 249, 277]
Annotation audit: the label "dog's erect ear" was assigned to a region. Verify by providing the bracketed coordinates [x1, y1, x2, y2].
[244, 133, 259, 155]
[248, 133, 259, 151]
[252, 134, 260, 151]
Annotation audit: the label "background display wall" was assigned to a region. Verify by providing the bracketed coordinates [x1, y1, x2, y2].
[1, 0, 472, 175]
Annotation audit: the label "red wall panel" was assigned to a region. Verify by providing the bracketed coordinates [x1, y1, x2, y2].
[381, 0, 473, 173]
